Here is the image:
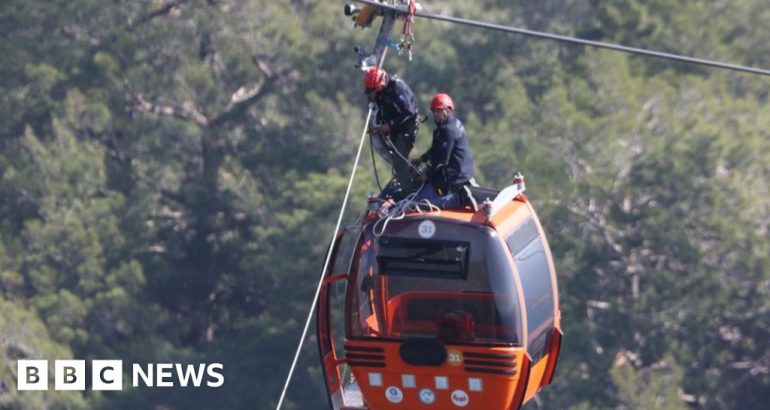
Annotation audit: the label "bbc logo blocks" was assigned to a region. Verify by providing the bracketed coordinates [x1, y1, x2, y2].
[16, 360, 47, 391]
[93, 360, 123, 391]
[17, 360, 122, 391]
[16, 360, 223, 390]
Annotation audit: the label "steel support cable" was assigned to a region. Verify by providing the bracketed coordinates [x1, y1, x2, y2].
[276, 49, 390, 410]
[353, 0, 770, 77]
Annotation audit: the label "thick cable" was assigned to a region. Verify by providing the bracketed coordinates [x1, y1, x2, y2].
[353, 0, 770, 77]
[275, 105, 375, 410]
[383, 134, 422, 174]
[369, 132, 384, 191]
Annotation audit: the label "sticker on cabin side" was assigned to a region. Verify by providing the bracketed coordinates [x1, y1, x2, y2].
[418, 220, 436, 238]
[451, 389, 469, 407]
[447, 349, 463, 366]
[385, 386, 403, 403]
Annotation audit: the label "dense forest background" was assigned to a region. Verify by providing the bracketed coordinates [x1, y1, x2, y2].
[1, 0, 769, 408]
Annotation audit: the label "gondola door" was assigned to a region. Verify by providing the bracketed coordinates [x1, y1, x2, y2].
[318, 228, 363, 410]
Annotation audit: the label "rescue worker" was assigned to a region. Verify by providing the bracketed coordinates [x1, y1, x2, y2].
[411, 92, 478, 210]
[363, 66, 419, 200]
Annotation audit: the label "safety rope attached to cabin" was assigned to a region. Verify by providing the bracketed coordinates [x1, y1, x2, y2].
[275, 50, 392, 410]
[370, 127, 442, 237]
[372, 184, 440, 237]
[275, 105, 374, 410]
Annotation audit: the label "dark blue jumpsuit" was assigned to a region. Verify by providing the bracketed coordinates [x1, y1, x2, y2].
[372, 76, 418, 197]
[415, 114, 475, 208]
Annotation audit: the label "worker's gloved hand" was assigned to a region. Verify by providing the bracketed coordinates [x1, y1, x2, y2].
[409, 158, 425, 179]
[369, 126, 390, 137]
[378, 122, 391, 135]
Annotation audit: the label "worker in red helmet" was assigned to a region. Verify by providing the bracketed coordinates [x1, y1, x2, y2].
[411, 92, 478, 210]
[363, 66, 419, 200]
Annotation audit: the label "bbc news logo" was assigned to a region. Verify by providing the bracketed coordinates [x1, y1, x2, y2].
[17, 360, 224, 391]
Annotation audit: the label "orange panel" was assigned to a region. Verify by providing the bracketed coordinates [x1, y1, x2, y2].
[490, 201, 530, 237]
[522, 355, 549, 403]
[346, 339, 529, 409]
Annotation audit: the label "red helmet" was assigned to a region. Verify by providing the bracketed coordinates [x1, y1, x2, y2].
[363, 67, 387, 93]
[430, 93, 454, 110]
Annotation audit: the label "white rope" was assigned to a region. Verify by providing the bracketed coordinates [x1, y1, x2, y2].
[276, 46, 393, 410]
[372, 183, 440, 237]
[275, 106, 374, 410]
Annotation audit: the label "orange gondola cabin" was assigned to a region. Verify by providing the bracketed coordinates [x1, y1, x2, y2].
[317, 178, 562, 409]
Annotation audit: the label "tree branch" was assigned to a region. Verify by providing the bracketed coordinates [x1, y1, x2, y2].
[126, 81, 210, 127]
[133, 0, 190, 28]
[125, 57, 294, 130]
[209, 58, 295, 128]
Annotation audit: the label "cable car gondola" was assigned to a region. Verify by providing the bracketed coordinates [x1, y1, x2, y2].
[274, 1, 770, 408]
[317, 177, 562, 409]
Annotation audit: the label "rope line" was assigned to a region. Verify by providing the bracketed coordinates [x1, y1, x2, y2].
[372, 183, 440, 237]
[276, 23, 408, 410]
[369, 131, 384, 191]
[368, 47, 390, 192]
[275, 105, 375, 410]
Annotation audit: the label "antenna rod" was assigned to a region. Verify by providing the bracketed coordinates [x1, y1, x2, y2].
[352, 0, 770, 77]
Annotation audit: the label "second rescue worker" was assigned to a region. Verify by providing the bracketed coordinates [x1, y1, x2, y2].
[364, 67, 419, 199]
[412, 92, 478, 210]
